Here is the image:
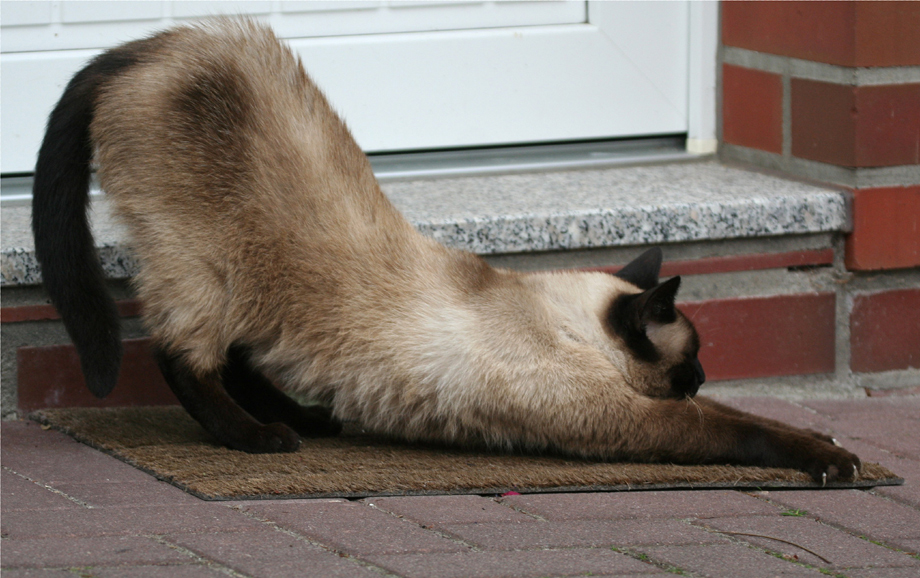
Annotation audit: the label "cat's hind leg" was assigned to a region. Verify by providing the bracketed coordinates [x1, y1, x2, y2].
[222, 345, 342, 438]
[154, 347, 301, 453]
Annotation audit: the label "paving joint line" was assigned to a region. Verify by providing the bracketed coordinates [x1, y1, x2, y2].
[491, 496, 550, 522]
[683, 520, 841, 576]
[362, 500, 483, 552]
[1, 465, 94, 509]
[868, 488, 920, 513]
[611, 546, 697, 576]
[223, 503, 403, 577]
[146, 534, 253, 578]
[754, 490, 920, 552]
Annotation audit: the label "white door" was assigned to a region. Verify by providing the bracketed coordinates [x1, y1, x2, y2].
[1, 1, 692, 174]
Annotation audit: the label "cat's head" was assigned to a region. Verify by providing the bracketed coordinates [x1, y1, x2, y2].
[606, 248, 705, 399]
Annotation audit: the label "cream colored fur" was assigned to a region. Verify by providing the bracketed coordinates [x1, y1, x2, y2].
[91, 20, 697, 460]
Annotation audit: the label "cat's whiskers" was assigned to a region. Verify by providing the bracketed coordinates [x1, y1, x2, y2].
[684, 394, 704, 427]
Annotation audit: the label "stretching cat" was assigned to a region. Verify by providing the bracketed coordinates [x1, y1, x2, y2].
[32, 19, 859, 483]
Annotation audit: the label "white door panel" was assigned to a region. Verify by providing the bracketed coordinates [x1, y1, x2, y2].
[1, 1, 690, 174]
[295, 25, 686, 151]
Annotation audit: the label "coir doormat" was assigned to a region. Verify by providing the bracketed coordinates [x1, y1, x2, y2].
[31, 406, 902, 501]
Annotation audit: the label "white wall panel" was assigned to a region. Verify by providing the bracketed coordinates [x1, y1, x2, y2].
[1, 1, 692, 174]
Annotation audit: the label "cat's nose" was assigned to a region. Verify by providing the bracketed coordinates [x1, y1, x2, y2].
[692, 358, 706, 385]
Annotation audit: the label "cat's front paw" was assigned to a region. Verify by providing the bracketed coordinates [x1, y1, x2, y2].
[800, 441, 861, 484]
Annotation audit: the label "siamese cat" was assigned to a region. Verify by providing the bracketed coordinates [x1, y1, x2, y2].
[33, 19, 860, 483]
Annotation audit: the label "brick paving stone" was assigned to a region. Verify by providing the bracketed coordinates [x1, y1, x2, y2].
[439, 518, 728, 550]
[170, 529, 382, 578]
[714, 397, 837, 433]
[701, 513, 920, 569]
[765, 489, 920, 545]
[364, 548, 665, 578]
[1, 437, 157, 486]
[802, 398, 920, 422]
[846, 568, 920, 578]
[891, 538, 920, 555]
[1, 469, 82, 512]
[48, 480, 204, 508]
[1, 503, 267, 539]
[500, 490, 780, 521]
[0, 570, 76, 578]
[0, 535, 192, 568]
[364, 494, 537, 527]
[637, 542, 825, 577]
[88, 565, 229, 577]
[239, 499, 469, 556]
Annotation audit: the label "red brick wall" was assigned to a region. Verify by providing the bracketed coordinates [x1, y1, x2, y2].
[721, 1, 920, 272]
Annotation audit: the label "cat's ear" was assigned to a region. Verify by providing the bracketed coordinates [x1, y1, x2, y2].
[635, 276, 681, 325]
[608, 276, 682, 360]
[615, 247, 662, 290]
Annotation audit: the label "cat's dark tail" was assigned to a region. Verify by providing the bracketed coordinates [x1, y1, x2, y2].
[31, 46, 151, 398]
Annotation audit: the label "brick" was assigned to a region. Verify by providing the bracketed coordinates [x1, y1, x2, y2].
[848, 568, 920, 578]
[792, 79, 857, 166]
[364, 495, 535, 528]
[722, 1, 920, 66]
[170, 530, 381, 578]
[499, 490, 780, 521]
[850, 288, 920, 370]
[801, 398, 920, 422]
[854, 1, 920, 66]
[678, 293, 836, 381]
[849, 189, 920, 269]
[1, 469, 82, 512]
[715, 397, 837, 434]
[365, 548, 664, 578]
[852, 85, 920, 166]
[702, 515, 920, 569]
[87, 566, 226, 578]
[1, 504, 266, 540]
[1, 437, 160, 486]
[722, 64, 783, 153]
[587, 249, 836, 277]
[17, 338, 177, 412]
[0, 570, 76, 578]
[638, 543, 823, 578]
[722, 1, 857, 65]
[765, 489, 920, 545]
[439, 518, 726, 550]
[239, 500, 467, 555]
[49, 480, 204, 509]
[0, 299, 142, 323]
[0, 536, 191, 568]
[800, 398, 920, 441]
[792, 81, 920, 167]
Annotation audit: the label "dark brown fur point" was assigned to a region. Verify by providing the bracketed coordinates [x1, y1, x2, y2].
[32, 19, 861, 482]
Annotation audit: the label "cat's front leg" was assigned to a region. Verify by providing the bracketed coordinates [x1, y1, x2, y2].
[631, 398, 861, 483]
[692, 395, 839, 447]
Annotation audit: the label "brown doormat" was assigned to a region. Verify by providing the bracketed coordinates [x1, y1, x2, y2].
[31, 407, 902, 501]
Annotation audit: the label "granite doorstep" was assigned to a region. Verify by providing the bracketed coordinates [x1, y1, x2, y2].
[1, 162, 848, 286]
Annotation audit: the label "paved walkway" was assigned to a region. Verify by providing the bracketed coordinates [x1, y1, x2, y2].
[2, 396, 919, 578]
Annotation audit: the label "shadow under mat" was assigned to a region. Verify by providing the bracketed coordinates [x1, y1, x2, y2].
[31, 406, 902, 501]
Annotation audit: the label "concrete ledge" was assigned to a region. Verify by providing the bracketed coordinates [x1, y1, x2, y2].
[1, 161, 848, 287]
